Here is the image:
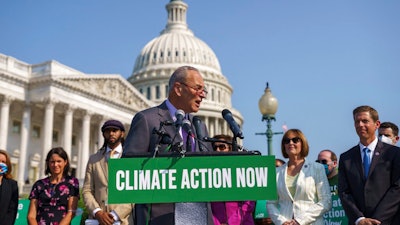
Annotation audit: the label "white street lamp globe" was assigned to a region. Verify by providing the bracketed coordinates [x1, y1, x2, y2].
[258, 82, 278, 117]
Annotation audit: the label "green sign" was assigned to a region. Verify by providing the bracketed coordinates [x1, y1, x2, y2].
[254, 200, 268, 219]
[15, 199, 83, 225]
[323, 193, 348, 224]
[108, 155, 277, 204]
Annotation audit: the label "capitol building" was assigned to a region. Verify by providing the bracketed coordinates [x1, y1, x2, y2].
[0, 0, 243, 193]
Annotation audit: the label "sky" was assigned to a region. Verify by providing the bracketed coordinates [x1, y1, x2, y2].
[1, 0, 399, 161]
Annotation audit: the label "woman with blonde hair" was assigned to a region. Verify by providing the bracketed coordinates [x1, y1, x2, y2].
[267, 129, 331, 225]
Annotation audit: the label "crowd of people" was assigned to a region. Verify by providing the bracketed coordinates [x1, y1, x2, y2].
[1, 66, 399, 225]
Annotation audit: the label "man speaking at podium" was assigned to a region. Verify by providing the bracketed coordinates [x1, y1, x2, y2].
[123, 66, 214, 225]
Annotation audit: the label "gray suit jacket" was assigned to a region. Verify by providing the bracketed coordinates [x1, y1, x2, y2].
[82, 147, 134, 225]
[338, 141, 400, 225]
[123, 101, 214, 225]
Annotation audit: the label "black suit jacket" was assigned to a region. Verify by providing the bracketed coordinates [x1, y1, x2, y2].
[0, 178, 19, 225]
[338, 141, 400, 225]
[123, 101, 214, 225]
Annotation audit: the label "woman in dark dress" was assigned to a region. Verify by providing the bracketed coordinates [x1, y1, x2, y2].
[0, 149, 19, 225]
[28, 147, 79, 225]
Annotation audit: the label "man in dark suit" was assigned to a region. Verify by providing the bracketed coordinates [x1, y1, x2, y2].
[123, 66, 214, 225]
[338, 105, 400, 225]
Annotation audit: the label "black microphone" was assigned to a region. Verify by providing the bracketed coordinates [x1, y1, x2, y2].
[193, 116, 205, 152]
[192, 116, 204, 140]
[161, 120, 174, 126]
[175, 109, 185, 130]
[182, 119, 194, 137]
[182, 119, 193, 152]
[222, 109, 244, 139]
[152, 128, 172, 144]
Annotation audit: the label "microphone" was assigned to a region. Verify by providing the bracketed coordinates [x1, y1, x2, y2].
[161, 120, 174, 126]
[222, 109, 244, 139]
[175, 109, 185, 130]
[192, 116, 204, 140]
[182, 119, 193, 152]
[182, 119, 194, 137]
[193, 116, 205, 152]
[152, 128, 172, 144]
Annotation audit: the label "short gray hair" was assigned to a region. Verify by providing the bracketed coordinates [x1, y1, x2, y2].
[168, 66, 199, 92]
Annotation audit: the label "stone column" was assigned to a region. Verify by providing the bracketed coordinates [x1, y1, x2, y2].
[97, 117, 105, 151]
[204, 116, 210, 137]
[0, 96, 12, 150]
[41, 100, 55, 177]
[222, 118, 227, 136]
[63, 105, 75, 159]
[78, 111, 91, 179]
[216, 117, 220, 136]
[18, 103, 31, 191]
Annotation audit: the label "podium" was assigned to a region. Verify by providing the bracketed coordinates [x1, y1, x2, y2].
[109, 151, 277, 204]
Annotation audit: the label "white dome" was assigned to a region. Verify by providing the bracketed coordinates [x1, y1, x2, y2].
[127, 0, 243, 139]
[130, 0, 221, 75]
[132, 32, 221, 74]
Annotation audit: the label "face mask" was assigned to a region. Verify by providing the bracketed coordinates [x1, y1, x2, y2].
[0, 162, 8, 175]
[379, 135, 393, 145]
[323, 164, 330, 176]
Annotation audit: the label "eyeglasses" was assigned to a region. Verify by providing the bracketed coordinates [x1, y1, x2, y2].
[283, 137, 301, 144]
[215, 144, 228, 151]
[180, 82, 208, 96]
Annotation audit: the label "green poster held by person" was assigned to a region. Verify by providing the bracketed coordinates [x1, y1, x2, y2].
[15, 199, 83, 225]
[254, 200, 268, 218]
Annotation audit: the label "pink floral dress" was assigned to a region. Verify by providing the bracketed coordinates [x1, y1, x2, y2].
[29, 176, 79, 225]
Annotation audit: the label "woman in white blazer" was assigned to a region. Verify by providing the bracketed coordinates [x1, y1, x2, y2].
[267, 129, 331, 225]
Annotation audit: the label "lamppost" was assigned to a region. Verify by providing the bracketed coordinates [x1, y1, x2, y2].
[255, 82, 283, 155]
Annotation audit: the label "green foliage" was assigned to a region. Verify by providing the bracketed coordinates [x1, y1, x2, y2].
[78, 188, 89, 225]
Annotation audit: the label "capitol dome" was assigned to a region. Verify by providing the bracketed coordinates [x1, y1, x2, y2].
[127, 0, 243, 139]
[130, 0, 221, 74]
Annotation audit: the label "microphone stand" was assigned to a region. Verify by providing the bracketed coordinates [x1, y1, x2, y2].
[232, 135, 239, 152]
[152, 120, 173, 158]
[186, 135, 192, 154]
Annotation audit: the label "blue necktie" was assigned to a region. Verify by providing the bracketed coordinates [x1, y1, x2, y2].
[363, 147, 371, 178]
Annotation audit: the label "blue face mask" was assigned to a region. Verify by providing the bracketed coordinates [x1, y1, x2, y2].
[0, 162, 8, 175]
[323, 164, 330, 176]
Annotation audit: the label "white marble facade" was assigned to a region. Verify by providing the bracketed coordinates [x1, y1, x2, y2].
[0, 54, 153, 193]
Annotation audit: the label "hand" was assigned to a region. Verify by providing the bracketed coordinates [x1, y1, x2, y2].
[95, 210, 115, 225]
[359, 218, 381, 225]
[283, 219, 300, 225]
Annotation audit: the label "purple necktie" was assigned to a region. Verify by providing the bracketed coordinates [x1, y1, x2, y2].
[182, 126, 194, 152]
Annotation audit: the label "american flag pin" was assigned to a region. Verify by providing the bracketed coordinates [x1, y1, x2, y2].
[375, 152, 380, 156]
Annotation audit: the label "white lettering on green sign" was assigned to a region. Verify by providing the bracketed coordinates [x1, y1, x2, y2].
[181, 168, 232, 189]
[115, 167, 268, 191]
[236, 167, 268, 188]
[116, 169, 177, 190]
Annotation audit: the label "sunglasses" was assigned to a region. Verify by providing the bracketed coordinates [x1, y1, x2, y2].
[283, 137, 301, 144]
[215, 144, 228, 150]
[315, 159, 330, 165]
